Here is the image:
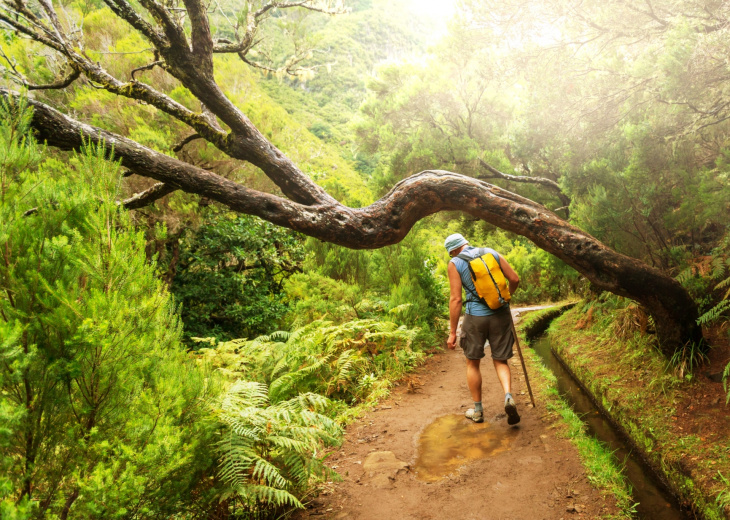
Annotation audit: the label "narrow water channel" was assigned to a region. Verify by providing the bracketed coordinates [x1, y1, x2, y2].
[530, 336, 687, 520]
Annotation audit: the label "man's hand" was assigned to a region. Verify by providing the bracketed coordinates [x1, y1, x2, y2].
[447, 332, 457, 350]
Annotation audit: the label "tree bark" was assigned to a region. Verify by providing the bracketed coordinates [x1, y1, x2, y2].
[9, 90, 702, 357]
[122, 182, 176, 209]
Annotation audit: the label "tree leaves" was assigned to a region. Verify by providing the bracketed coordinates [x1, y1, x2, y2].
[0, 101, 215, 519]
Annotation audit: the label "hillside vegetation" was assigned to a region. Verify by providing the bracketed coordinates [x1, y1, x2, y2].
[1, 0, 729, 518]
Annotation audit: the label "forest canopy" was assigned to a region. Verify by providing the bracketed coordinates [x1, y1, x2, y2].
[0, 0, 725, 352]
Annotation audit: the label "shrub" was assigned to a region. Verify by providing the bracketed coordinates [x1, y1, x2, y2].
[0, 99, 214, 519]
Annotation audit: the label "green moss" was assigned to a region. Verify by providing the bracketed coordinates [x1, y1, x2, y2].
[546, 303, 729, 520]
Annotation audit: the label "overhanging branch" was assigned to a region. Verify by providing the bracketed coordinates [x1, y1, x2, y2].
[478, 159, 571, 216]
[12, 89, 701, 354]
[27, 68, 81, 90]
[172, 133, 202, 152]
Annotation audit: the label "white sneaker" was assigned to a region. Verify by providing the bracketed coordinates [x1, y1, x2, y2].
[465, 408, 484, 423]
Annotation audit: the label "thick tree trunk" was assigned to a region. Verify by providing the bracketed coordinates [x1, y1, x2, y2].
[11, 91, 702, 357]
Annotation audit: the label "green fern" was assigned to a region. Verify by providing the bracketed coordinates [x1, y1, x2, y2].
[199, 318, 422, 405]
[675, 265, 696, 284]
[215, 381, 341, 514]
[716, 267, 730, 299]
[697, 299, 730, 326]
[692, 237, 730, 326]
[198, 318, 427, 517]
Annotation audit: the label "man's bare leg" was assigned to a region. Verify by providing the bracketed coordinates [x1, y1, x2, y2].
[466, 359, 482, 402]
[465, 359, 485, 422]
[492, 359, 512, 394]
[493, 358, 520, 425]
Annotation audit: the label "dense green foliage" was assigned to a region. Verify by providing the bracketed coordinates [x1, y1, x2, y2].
[299, 226, 447, 328]
[0, 102, 347, 520]
[0, 100, 216, 519]
[172, 210, 305, 344]
[199, 317, 425, 420]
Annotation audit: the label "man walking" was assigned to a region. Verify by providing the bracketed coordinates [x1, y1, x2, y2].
[445, 233, 521, 425]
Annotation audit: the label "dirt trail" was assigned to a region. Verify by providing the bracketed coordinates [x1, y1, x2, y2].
[297, 307, 619, 520]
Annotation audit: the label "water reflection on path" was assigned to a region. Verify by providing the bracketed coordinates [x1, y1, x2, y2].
[414, 414, 517, 482]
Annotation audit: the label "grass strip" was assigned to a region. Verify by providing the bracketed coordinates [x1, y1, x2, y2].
[515, 308, 636, 520]
[545, 302, 729, 520]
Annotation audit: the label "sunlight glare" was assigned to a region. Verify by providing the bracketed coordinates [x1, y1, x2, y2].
[407, 0, 456, 34]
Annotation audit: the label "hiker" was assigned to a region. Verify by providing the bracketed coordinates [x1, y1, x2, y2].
[445, 233, 521, 425]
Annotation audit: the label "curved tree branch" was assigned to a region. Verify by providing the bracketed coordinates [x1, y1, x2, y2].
[0, 47, 81, 90]
[130, 60, 162, 80]
[213, 36, 255, 54]
[12, 90, 702, 356]
[27, 68, 81, 90]
[478, 159, 571, 216]
[172, 133, 202, 152]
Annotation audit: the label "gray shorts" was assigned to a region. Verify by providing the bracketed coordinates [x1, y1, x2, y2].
[460, 310, 514, 361]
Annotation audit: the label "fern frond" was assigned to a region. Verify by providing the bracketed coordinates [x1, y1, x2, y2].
[676, 266, 696, 284]
[698, 299, 730, 326]
[215, 379, 342, 513]
[264, 330, 291, 343]
[715, 274, 730, 291]
[252, 457, 289, 489]
[267, 435, 310, 453]
[710, 256, 727, 279]
[236, 484, 303, 508]
[268, 373, 299, 402]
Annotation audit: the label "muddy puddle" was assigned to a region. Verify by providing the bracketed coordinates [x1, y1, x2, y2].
[414, 414, 517, 482]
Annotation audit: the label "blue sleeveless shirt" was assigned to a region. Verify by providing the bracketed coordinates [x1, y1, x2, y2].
[450, 246, 506, 316]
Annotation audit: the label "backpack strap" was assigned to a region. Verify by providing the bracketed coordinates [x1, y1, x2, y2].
[456, 253, 488, 306]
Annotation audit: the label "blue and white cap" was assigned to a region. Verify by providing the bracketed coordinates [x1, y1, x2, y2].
[444, 233, 468, 253]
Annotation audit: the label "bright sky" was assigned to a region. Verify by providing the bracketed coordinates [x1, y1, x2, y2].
[410, 0, 456, 16]
[407, 0, 457, 36]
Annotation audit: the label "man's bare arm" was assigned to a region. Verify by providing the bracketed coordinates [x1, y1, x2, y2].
[447, 262, 463, 349]
[500, 256, 520, 296]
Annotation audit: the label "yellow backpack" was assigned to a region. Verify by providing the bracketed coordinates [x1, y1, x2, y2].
[457, 251, 511, 310]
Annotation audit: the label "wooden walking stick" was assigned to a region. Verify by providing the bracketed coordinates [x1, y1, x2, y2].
[510, 314, 536, 408]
